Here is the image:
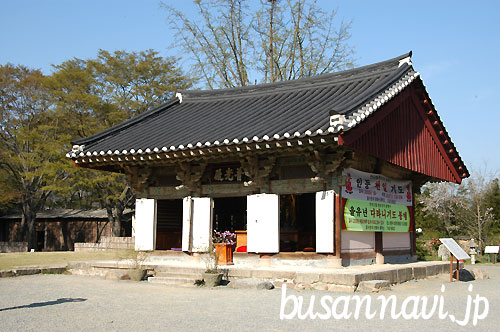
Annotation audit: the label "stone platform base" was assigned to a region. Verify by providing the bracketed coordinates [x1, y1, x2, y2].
[67, 258, 463, 292]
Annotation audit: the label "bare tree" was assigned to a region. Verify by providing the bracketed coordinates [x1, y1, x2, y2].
[419, 169, 499, 250]
[419, 182, 462, 236]
[163, 0, 355, 88]
[458, 171, 497, 250]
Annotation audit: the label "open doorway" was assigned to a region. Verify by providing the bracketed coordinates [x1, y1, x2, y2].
[156, 199, 183, 250]
[212, 197, 247, 232]
[213, 197, 247, 252]
[36, 229, 45, 251]
[280, 193, 316, 252]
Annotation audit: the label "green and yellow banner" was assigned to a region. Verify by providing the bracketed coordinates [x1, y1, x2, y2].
[343, 198, 410, 232]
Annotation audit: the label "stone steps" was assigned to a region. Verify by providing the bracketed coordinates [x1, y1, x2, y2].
[148, 266, 205, 286]
[147, 276, 198, 286]
[154, 266, 205, 274]
[155, 271, 203, 279]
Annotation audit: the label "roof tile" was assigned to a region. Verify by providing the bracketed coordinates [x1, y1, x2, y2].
[70, 53, 416, 157]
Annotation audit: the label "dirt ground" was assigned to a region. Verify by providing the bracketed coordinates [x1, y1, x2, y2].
[0, 264, 499, 331]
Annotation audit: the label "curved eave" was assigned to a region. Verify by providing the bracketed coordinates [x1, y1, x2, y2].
[69, 134, 339, 168]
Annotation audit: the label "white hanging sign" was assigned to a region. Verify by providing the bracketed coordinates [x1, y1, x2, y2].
[342, 168, 413, 206]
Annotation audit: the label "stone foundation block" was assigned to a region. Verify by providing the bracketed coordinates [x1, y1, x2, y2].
[251, 269, 276, 279]
[412, 266, 427, 279]
[228, 278, 274, 290]
[327, 284, 357, 293]
[294, 272, 320, 284]
[425, 264, 441, 277]
[396, 267, 413, 283]
[0, 270, 15, 278]
[318, 273, 359, 286]
[357, 280, 391, 293]
[228, 269, 253, 279]
[14, 268, 41, 276]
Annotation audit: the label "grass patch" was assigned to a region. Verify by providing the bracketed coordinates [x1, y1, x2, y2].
[422, 255, 442, 261]
[0, 250, 133, 270]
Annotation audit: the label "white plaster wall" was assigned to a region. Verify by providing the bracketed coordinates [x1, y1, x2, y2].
[383, 232, 411, 250]
[247, 194, 280, 253]
[341, 230, 375, 252]
[134, 198, 157, 251]
[315, 190, 334, 253]
[191, 197, 213, 252]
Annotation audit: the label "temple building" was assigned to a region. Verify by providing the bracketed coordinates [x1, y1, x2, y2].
[66, 52, 468, 266]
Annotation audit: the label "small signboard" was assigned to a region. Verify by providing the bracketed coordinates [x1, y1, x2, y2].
[484, 246, 500, 254]
[439, 238, 470, 261]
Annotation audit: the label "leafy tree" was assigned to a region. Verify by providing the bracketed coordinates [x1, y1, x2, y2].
[163, 0, 355, 88]
[0, 167, 20, 216]
[0, 64, 70, 248]
[45, 49, 192, 236]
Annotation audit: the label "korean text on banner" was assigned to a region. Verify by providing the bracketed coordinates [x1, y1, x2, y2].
[342, 168, 413, 206]
[344, 199, 410, 232]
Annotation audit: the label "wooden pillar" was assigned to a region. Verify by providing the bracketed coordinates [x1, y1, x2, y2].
[450, 254, 454, 282]
[334, 194, 342, 262]
[411, 220, 417, 257]
[375, 231, 384, 264]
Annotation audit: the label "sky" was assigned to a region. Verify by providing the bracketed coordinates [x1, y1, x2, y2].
[1, 0, 499, 175]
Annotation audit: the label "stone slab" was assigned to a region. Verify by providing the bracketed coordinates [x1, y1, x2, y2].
[327, 284, 357, 293]
[227, 278, 274, 290]
[412, 266, 427, 279]
[67, 261, 92, 270]
[148, 277, 197, 285]
[227, 269, 253, 279]
[396, 267, 413, 283]
[294, 272, 320, 284]
[357, 280, 391, 293]
[14, 268, 41, 276]
[40, 267, 67, 274]
[104, 269, 146, 281]
[425, 264, 441, 277]
[156, 271, 202, 279]
[251, 269, 276, 279]
[468, 268, 489, 280]
[0, 270, 15, 278]
[318, 273, 359, 286]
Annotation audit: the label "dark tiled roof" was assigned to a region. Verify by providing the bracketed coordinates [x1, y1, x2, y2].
[0, 209, 133, 220]
[68, 52, 419, 158]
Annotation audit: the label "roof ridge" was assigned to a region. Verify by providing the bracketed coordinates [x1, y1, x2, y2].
[181, 52, 412, 101]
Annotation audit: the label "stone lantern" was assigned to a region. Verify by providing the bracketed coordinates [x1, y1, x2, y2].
[469, 239, 478, 264]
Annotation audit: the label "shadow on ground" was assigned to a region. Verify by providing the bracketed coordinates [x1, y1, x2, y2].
[0, 297, 87, 312]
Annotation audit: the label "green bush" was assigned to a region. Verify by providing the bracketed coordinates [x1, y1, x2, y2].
[416, 241, 431, 260]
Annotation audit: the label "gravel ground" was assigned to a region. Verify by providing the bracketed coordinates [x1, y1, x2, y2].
[0, 265, 499, 332]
